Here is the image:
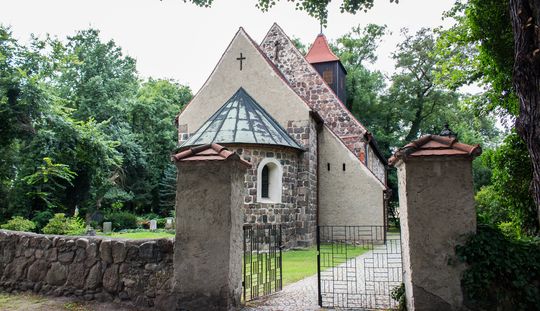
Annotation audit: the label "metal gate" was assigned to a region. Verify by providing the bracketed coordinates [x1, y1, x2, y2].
[243, 224, 283, 301]
[317, 225, 402, 309]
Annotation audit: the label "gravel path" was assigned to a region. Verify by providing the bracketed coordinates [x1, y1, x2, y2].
[242, 273, 321, 311]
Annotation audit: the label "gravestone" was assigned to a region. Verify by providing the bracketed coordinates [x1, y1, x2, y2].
[172, 144, 250, 310]
[103, 222, 112, 234]
[390, 134, 481, 310]
[165, 217, 173, 229]
[149, 219, 157, 231]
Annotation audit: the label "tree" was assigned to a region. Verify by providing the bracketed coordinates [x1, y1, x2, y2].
[221, 0, 540, 228]
[437, 0, 540, 227]
[510, 0, 540, 228]
[333, 24, 387, 137]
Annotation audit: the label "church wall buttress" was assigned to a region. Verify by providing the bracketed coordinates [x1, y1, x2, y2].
[286, 119, 318, 246]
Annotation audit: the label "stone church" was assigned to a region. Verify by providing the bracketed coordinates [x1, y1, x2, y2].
[175, 24, 388, 247]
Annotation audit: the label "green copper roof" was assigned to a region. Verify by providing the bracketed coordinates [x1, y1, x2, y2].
[181, 88, 303, 150]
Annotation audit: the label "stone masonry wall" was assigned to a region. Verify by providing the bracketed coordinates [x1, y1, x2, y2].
[260, 25, 368, 159]
[260, 24, 388, 185]
[0, 230, 174, 310]
[367, 145, 386, 182]
[289, 119, 318, 246]
[231, 145, 299, 248]
[176, 120, 318, 248]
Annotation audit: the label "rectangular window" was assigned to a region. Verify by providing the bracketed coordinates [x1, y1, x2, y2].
[261, 165, 269, 198]
[323, 69, 333, 84]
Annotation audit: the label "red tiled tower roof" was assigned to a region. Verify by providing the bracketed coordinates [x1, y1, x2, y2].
[305, 34, 339, 64]
[388, 135, 482, 166]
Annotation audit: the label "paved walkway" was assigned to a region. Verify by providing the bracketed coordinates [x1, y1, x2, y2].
[242, 273, 321, 311]
[243, 233, 401, 310]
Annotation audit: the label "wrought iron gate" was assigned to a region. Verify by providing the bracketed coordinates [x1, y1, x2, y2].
[317, 225, 402, 309]
[243, 224, 283, 301]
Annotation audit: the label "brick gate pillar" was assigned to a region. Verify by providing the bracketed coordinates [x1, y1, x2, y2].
[172, 144, 250, 311]
[389, 134, 481, 310]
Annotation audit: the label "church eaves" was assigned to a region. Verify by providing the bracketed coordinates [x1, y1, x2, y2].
[180, 87, 304, 151]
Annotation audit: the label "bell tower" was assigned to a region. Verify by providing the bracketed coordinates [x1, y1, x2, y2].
[305, 33, 348, 109]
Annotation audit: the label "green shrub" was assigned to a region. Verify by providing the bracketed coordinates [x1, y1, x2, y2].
[390, 283, 406, 311]
[456, 225, 540, 310]
[156, 218, 167, 228]
[104, 211, 139, 231]
[32, 210, 54, 231]
[42, 213, 86, 235]
[1, 216, 36, 232]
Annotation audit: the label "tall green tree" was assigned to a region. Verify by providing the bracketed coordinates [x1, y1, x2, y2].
[438, 0, 540, 228]
[187, 0, 540, 229]
[334, 24, 387, 139]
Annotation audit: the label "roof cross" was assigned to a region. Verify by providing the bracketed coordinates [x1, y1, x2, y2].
[236, 53, 246, 71]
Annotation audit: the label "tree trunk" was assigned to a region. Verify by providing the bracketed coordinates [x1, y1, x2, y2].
[510, 0, 540, 227]
[405, 99, 424, 142]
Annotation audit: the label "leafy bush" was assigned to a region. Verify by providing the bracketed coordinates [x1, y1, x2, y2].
[390, 283, 406, 311]
[1, 216, 36, 232]
[104, 211, 139, 231]
[32, 210, 54, 231]
[156, 218, 167, 228]
[456, 225, 540, 310]
[42, 213, 86, 235]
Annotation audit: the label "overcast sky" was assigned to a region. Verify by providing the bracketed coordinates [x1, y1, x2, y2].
[1, 0, 456, 91]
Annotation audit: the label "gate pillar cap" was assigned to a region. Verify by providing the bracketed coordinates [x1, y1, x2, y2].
[388, 134, 481, 167]
[172, 143, 251, 167]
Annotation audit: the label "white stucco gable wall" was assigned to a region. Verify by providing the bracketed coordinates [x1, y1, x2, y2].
[177, 28, 311, 134]
[319, 126, 386, 226]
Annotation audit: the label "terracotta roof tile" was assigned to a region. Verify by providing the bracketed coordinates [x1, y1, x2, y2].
[388, 135, 482, 166]
[305, 34, 340, 64]
[172, 143, 251, 167]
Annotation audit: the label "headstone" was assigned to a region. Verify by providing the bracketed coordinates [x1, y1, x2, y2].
[165, 217, 173, 229]
[85, 227, 96, 236]
[91, 211, 104, 223]
[103, 222, 112, 234]
[149, 219, 157, 231]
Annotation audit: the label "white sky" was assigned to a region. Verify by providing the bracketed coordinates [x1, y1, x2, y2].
[1, 0, 456, 92]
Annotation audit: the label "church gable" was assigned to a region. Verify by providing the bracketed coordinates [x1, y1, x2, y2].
[260, 24, 369, 160]
[177, 28, 311, 140]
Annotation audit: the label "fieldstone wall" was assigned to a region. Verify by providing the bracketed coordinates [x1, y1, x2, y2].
[177, 121, 318, 248]
[0, 230, 174, 310]
[260, 25, 367, 159]
[367, 145, 386, 182]
[260, 24, 388, 185]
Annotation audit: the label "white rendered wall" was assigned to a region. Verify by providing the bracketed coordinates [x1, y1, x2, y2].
[319, 126, 386, 226]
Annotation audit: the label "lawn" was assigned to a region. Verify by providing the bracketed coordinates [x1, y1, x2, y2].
[244, 244, 369, 288]
[97, 231, 368, 287]
[281, 244, 368, 285]
[98, 231, 174, 239]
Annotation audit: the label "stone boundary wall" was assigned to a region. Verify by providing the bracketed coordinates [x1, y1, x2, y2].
[0, 230, 174, 310]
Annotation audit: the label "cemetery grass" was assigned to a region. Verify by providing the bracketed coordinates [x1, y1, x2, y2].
[98, 231, 175, 239]
[249, 244, 369, 286]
